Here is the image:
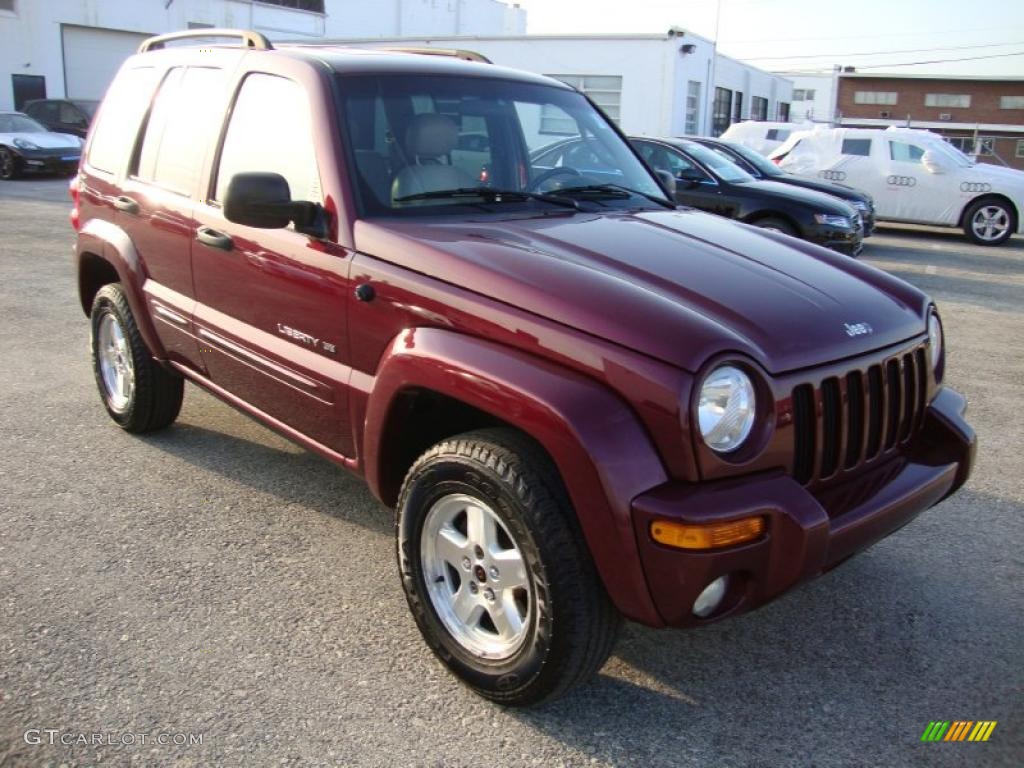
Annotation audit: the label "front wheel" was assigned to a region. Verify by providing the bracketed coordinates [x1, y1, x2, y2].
[90, 283, 184, 432]
[396, 428, 621, 706]
[0, 147, 21, 180]
[753, 216, 797, 237]
[964, 198, 1015, 246]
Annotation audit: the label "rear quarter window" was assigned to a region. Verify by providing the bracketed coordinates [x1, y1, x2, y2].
[87, 67, 160, 175]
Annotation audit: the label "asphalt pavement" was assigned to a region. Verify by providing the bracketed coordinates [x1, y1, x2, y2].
[1, 176, 1021, 767]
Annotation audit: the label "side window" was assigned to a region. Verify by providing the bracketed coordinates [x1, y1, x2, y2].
[58, 102, 84, 124]
[889, 141, 925, 163]
[841, 138, 872, 157]
[87, 67, 160, 174]
[214, 73, 322, 204]
[135, 67, 226, 195]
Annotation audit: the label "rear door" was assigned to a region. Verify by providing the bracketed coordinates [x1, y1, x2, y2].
[191, 70, 355, 457]
[878, 138, 955, 225]
[117, 65, 228, 371]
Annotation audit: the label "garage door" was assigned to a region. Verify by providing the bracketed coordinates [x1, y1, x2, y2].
[62, 25, 150, 100]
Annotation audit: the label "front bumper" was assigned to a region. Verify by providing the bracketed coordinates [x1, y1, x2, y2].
[806, 222, 864, 256]
[631, 386, 975, 628]
[17, 147, 81, 174]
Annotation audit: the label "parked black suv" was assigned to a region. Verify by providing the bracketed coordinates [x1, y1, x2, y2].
[23, 99, 98, 139]
[688, 136, 876, 235]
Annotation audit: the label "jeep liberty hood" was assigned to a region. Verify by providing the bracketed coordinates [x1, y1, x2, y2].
[355, 208, 929, 374]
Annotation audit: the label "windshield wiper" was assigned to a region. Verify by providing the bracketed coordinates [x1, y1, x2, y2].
[555, 183, 676, 210]
[394, 187, 582, 211]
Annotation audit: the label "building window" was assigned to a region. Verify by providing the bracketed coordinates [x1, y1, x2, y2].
[685, 80, 701, 135]
[0, 0, 15, 14]
[792, 88, 815, 101]
[853, 91, 898, 106]
[924, 93, 971, 108]
[1000, 95, 1024, 109]
[543, 74, 622, 130]
[777, 102, 790, 121]
[734, 91, 743, 123]
[945, 136, 975, 153]
[254, 0, 325, 12]
[750, 96, 768, 121]
[1016, 140, 1024, 158]
[712, 87, 732, 136]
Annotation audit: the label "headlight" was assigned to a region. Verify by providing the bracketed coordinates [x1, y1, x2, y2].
[814, 213, 852, 228]
[13, 138, 39, 150]
[851, 200, 869, 212]
[698, 365, 756, 453]
[928, 313, 943, 373]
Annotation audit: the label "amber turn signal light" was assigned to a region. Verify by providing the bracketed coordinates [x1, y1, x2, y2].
[650, 516, 766, 550]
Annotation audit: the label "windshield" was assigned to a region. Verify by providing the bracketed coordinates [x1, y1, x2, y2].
[928, 139, 974, 167]
[0, 113, 47, 133]
[337, 74, 666, 217]
[679, 141, 755, 183]
[72, 100, 99, 118]
[722, 141, 783, 177]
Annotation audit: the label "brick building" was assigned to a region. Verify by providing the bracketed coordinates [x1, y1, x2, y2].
[836, 73, 1024, 170]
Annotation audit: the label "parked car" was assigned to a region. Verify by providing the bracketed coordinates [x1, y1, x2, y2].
[687, 136, 876, 235]
[718, 120, 813, 155]
[23, 98, 98, 138]
[770, 126, 1024, 246]
[72, 28, 974, 706]
[0, 111, 82, 179]
[623, 137, 863, 255]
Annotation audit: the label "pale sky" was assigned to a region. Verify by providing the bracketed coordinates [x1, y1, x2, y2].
[512, 0, 1024, 77]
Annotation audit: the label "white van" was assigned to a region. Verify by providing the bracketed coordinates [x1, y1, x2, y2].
[770, 126, 1024, 245]
[718, 120, 816, 156]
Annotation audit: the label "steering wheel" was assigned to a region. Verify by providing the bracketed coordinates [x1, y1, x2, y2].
[528, 166, 582, 192]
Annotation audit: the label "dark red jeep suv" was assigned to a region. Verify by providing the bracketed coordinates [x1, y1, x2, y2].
[71, 29, 975, 706]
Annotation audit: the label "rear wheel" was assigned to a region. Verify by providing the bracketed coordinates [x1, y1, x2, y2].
[753, 217, 797, 237]
[964, 198, 1015, 246]
[0, 147, 21, 180]
[396, 428, 621, 706]
[90, 284, 183, 432]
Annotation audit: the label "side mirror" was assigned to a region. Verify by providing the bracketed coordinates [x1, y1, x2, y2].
[224, 172, 327, 237]
[921, 150, 947, 175]
[677, 167, 705, 188]
[654, 169, 677, 196]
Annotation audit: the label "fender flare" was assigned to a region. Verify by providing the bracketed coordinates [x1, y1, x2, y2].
[362, 327, 669, 625]
[76, 218, 167, 360]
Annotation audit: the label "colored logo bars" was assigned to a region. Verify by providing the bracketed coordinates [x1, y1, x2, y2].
[921, 721, 997, 742]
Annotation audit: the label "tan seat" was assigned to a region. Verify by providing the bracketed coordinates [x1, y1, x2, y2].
[391, 114, 474, 202]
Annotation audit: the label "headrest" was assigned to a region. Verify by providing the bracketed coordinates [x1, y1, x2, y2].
[405, 113, 459, 158]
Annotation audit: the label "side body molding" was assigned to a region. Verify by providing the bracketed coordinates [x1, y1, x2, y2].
[75, 218, 167, 361]
[361, 327, 669, 625]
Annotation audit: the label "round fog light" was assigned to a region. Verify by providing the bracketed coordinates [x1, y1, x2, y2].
[692, 575, 729, 618]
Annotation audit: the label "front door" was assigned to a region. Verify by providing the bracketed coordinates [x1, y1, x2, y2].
[191, 71, 354, 457]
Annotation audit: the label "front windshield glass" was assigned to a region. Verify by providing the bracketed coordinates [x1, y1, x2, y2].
[72, 100, 99, 118]
[927, 138, 974, 167]
[725, 141, 783, 177]
[0, 114, 47, 133]
[680, 141, 755, 183]
[337, 74, 666, 217]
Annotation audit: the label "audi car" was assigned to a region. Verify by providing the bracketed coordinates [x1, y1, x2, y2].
[687, 136, 875, 235]
[0, 111, 82, 179]
[771, 126, 1024, 246]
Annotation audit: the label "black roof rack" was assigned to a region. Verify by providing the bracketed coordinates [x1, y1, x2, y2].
[138, 28, 273, 54]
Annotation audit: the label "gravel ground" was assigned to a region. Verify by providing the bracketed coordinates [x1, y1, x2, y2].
[1, 176, 1021, 767]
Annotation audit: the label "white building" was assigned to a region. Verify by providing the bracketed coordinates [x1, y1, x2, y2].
[774, 71, 839, 123]
[0, 0, 526, 109]
[330, 29, 793, 138]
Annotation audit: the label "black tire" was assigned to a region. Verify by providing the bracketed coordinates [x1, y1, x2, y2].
[753, 216, 797, 237]
[0, 147, 21, 180]
[396, 428, 621, 706]
[963, 198, 1016, 246]
[90, 283, 183, 432]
